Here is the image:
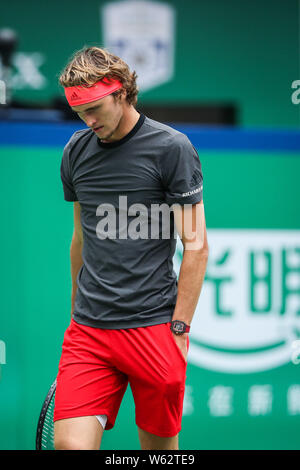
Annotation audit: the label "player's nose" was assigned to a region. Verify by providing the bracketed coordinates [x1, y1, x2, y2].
[85, 115, 97, 128]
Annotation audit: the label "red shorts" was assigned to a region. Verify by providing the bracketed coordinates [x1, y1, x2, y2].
[54, 318, 189, 437]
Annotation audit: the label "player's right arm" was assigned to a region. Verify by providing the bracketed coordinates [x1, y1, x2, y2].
[70, 201, 83, 318]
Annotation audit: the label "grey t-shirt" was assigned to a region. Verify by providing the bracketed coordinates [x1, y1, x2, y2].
[60, 114, 203, 329]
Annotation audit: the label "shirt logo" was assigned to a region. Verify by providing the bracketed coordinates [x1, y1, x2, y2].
[182, 185, 203, 198]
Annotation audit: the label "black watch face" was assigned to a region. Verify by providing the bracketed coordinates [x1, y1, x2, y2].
[172, 321, 185, 334]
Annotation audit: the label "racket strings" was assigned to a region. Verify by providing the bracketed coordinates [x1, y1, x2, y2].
[40, 393, 55, 450]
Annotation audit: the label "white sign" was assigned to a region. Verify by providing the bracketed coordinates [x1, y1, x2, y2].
[175, 230, 300, 373]
[101, 0, 175, 91]
[0, 52, 47, 90]
[0, 80, 6, 104]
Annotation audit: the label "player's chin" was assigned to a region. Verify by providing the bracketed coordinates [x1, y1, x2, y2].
[101, 130, 116, 142]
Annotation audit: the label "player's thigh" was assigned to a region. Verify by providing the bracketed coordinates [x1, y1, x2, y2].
[130, 322, 188, 438]
[138, 427, 179, 450]
[54, 415, 104, 450]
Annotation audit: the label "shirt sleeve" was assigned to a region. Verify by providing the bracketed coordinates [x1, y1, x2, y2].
[60, 141, 78, 202]
[160, 132, 203, 206]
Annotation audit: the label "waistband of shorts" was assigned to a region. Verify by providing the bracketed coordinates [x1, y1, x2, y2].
[72, 311, 174, 330]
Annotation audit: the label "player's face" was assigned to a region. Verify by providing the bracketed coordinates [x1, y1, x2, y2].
[71, 94, 125, 142]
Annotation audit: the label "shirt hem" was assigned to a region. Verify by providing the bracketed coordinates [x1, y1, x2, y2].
[72, 311, 174, 330]
[168, 193, 203, 206]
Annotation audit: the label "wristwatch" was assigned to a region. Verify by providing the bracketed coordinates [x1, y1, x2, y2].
[170, 320, 190, 335]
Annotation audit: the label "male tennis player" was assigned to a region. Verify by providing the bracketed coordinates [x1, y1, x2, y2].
[54, 46, 208, 450]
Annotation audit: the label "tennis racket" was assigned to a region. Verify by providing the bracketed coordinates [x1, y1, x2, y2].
[36, 379, 57, 450]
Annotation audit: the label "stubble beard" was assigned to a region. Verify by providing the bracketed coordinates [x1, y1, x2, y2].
[100, 111, 123, 143]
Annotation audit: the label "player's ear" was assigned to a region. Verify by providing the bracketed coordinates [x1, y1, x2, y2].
[112, 88, 126, 103]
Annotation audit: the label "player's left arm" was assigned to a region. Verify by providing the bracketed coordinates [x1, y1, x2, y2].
[171, 200, 209, 354]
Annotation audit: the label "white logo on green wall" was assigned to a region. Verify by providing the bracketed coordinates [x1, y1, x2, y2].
[174, 230, 300, 373]
[101, 0, 175, 91]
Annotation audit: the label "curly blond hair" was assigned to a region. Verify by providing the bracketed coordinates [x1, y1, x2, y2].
[59, 46, 138, 106]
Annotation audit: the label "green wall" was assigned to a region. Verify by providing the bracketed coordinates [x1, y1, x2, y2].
[1, 141, 300, 449]
[1, 0, 299, 127]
